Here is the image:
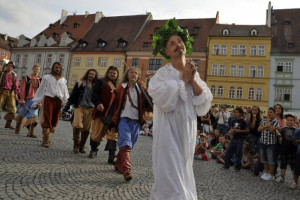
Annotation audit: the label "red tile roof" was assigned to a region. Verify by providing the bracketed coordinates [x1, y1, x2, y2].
[0, 33, 18, 50]
[129, 18, 217, 53]
[72, 14, 152, 52]
[271, 8, 300, 53]
[32, 14, 97, 47]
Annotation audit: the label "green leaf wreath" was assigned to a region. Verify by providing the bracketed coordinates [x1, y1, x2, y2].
[152, 18, 194, 60]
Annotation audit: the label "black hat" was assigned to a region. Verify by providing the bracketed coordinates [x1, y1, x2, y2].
[6, 61, 16, 69]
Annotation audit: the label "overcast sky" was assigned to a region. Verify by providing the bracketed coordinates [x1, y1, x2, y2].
[1, 0, 300, 38]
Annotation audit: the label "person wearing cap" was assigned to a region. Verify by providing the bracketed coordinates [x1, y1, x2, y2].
[32, 62, 69, 147]
[0, 61, 19, 129]
[148, 18, 213, 200]
[15, 64, 42, 136]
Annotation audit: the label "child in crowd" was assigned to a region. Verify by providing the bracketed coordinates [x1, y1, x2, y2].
[276, 114, 297, 187]
[292, 128, 300, 189]
[241, 142, 250, 169]
[211, 136, 225, 159]
[223, 107, 249, 171]
[216, 140, 230, 164]
[194, 133, 209, 161]
[207, 131, 216, 150]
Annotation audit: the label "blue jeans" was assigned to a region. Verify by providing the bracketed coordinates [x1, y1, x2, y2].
[225, 139, 244, 169]
[259, 143, 276, 165]
[117, 117, 140, 149]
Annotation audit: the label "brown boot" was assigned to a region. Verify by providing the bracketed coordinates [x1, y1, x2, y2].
[4, 113, 15, 130]
[5, 120, 15, 130]
[27, 125, 37, 138]
[15, 116, 25, 134]
[79, 131, 89, 153]
[73, 128, 81, 153]
[42, 128, 50, 147]
[114, 151, 123, 174]
[121, 146, 132, 181]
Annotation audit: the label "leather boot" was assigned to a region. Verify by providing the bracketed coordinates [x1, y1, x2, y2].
[73, 128, 81, 153]
[15, 116, 25, 134]
[4, 113, 15, 129]
[27, 124, 37, 138]
[121, 146, 132, 181]
[88, 138, 100, 158]
[105, 140, 117, 165]
[79, 131, 89, 153]
[42, 128, 50, 147]
[114, 151, 123, 174]
[5, 120, 15, 130]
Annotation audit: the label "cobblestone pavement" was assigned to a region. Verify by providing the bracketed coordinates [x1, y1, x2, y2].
[0, 115, 299, 200]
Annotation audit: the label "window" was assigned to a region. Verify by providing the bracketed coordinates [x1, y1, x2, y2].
[222, 29, 229, 36]
[71, 74, 78, 86]
[248, 87, 254, 100]
[213, 45, 219, 55]
[217, 86, 223, 98]
[53, 33, 59, 38]
[87, 57, 93, 67]
[149, 59, 162, 70]
[97, 41, 106, 48]
[36, 54, 42, 64]
[98, 57, 107, 67]
[230, 65, 236, 76]
[257, 66, 264, 77]
[285, 62, 292, 72]
[258, 46, 265, 56]
[23, 55, 28, 65]
[74, 58, 80, 66]
[229, 87, 235, 99]
[219, 65, 225, 76]
[132, 58, 139, 67]
[61, 24, 67, 29]
[250, 66, 256, 77]
[238, 66, 244, 77]
[250, 29, 257, 36]
[277, 62, 284, 72]
[220, 45, 227, 55]
[59, 54, 64, 65]
[237, 87, 243, 99]
[256, 88, 262, 101]
[239, 45, 246, 55]
[117, 39, 127, 48]
[210, 85, 216, 97]
[212, 64, 218, 75]
[250, 46, 257, 56]
[143, 42, 151, 47]
[16, 55, 21, 64]
[73, 23, 80, 28]
[275, 88, 292, 101]
[232, 45, 237, 55]
[114, 58, 121, 67]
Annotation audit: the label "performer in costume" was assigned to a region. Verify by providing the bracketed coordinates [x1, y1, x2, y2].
[111, 67, 152, 181]
[15, 64, 42, 136]
[88, 66, 119, 164]
[64, 69, 98, 153]
[149, 18, 213, 200]
[32, 62, 69, 147]
[0, 61, 19, 129]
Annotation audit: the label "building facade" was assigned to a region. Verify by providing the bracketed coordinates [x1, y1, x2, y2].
[207, 24, 271, 113]
[0, 33, 18, 69]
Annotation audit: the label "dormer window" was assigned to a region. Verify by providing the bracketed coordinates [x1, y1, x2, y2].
[193, 26, 200, 31]
[49, 24, 54, 29]
[61, 24, 67, 29]
[53, 33, 59, 38]
[117, 39, 127, 48]
[97, 39, 106, 48]
[78, 40, 87, 48]
[222, 29, 229, 36]
[143, 42, 150, 47]
[66, 32, 72, 37]
[250, 29, 258, 36]
[73, 23, 80, 28]
[284, 20, 291, 25]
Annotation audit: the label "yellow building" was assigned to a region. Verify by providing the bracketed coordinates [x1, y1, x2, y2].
[207, 24, 271, 113]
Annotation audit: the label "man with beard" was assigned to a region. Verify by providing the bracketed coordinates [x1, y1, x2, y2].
[0, 61, 19, 129]
[15, 64, 42, 136]
[149, 18, 212, 199]
[64, 69, 98, 153]
[88, 66, 119, 164]
[32, 62, 69, 147]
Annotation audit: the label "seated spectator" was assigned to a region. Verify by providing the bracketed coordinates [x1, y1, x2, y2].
[211, 136, 225, 159]
[242, 142, 250, 169]
[217, 140, 230, 164]
[207, 131, 215, 150]
[195, 133, 209, 161]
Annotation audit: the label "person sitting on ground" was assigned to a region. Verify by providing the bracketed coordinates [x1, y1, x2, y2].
[241, 142, 250, 169]
[217, 140, 230, 164]
[211, 136, 225, 159]
[194, 133, 209, 161]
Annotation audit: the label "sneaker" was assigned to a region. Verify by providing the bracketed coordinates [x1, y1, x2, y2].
[266, 174, 275, 181]
[275, 176, 284, 183]
[290, 182, 298, 189]
[260, 172, 268, 180]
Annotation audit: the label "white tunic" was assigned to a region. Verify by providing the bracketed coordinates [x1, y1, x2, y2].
[148, 63, 213, 200]
[32, 74, 69, 106]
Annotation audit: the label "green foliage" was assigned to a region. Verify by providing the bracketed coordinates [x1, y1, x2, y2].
[152, 18, 193, 61]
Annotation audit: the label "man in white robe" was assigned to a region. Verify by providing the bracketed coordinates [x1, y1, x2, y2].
[149, 19, 213, 200]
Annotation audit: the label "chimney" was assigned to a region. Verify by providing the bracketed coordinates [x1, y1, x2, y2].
[60, 9, 68, 25]
[266, 1, 272, 28]
[85, 11, 89, 18]
[95, 11, 104, 23]
[4, 34, 8, 41]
